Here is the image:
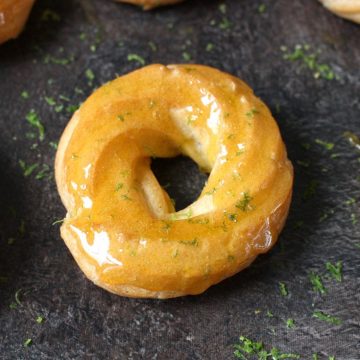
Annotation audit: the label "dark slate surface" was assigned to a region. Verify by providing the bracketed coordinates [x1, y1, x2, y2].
[0, 0, 359, 359]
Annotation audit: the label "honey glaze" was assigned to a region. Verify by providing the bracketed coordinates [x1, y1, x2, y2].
[55, 64, 293, 298]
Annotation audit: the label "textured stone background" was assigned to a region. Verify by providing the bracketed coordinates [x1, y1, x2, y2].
[0, 0, 359, 359]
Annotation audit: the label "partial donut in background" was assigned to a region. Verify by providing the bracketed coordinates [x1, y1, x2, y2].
[319, 0, 360, 23]
[0, 0, 35, 45]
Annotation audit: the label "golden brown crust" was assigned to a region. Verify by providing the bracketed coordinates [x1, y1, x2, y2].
[55, 64, 293, 299]
[0, 0, 35, 45]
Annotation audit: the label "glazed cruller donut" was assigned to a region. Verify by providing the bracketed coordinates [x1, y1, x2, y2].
[55, 64, 293, 298]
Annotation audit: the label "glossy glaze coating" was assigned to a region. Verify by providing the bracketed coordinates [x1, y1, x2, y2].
[319, 0, 360, 23]
[0, 0, 35, 45]
[55, 64, 293, 298]
[116, 0, 183, 10]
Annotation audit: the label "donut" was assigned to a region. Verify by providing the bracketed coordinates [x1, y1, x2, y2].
[319, 0, 360, 23]
[0, 0, 35, 45]
[116, 0, 183, 10]
[55, 64, 293, 298]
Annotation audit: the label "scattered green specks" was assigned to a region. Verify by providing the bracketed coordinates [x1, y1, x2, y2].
[315, 138, 334, 151]
[279, 282, 288, 297]
[326, 261, 342, 282]
[281, 44, 336, 80]
[85, 69, 95, 85]
[309, 271, 326, 294]
[236, 192, 253, 212]
[313, 311, 341, 325]
[127, 53, 145, 66]
[26, 110, 45, 141]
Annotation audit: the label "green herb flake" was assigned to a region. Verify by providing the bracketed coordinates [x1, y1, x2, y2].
[219, 3, 226, 14]
[24, 338, 32, 347]
[21, 91, 29, 99]
[303, 180, 318, 200]
[85, 69, 95, 84]
[115, 183, 123, 192]
[309, 271, 326, 294]
[326, 261, 342, 282]
[234, 336, 300, 359]
[312, 311, 341, 325]
[148, 41, 157, 52]
[236, 192, 253, 212]
[26, 110, 45, 141]
[246, 108, 259, 118]
[315, 138, 334, 151]
[206, 43, 214, 52]
[179, 238, 199, 247]
[279, 282, 288, 297]
[45, 96, 56, 106]
[258, 4, 266, 13]
[182, 52, 192, 61]
[19, 160, 39, 177]
[36, 316, 45, 324]
[219, 18, 232, 30]
[227, 213, 237, 222]
[282, 44, 336, 80]
[286, 318, 295, 328]
[312, 354, 319, 360]
[127, 53, 145, 66]
[266, 310, 274, 318]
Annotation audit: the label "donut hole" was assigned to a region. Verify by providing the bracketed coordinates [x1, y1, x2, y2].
[151, 156, 209, 212]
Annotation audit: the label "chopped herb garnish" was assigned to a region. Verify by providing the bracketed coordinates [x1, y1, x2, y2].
[315, 138, 334, 151]
[309, 271, 326, 294]
[44, 54, 73, 66]
[228, 213, 237, 222]
[236, 192, 253, 212]
[246, 108, 259, 118]
[258, 4, 266, 13]
[21, 91, 29, 99]
[182, 52, 192, 61]
[234, 336, 300, 359]
[179, 238, 198, 246]
[24, 338, 32, 347]
[52, 218, 64, 225]
[279, 282, 288, 297]
[85, 69, 95, 85]
[281, 44, 336, 80]
[303, 180, 318, 200]
[148, 41, 157, 52]
[45, 96, 56, 106]
[36, 316, 44, 324]
[351, 213, 357, 225]
[120, 194, 132, 201]
[219, 18, 232, 30]
[206, 43, 214, 52]
[26, 110, 45, 141]
[19, 160, 39, 177]
[219, 3, 226, 14]
[115, 183, 123, 192]
[286, 318, 295, 328]
[326, 261, 342, 282]
[15, 289, 23, 305]
[266, 310, 274, 318]
[49, 142, 58, 150]
[312, 354, 319, 360]
[127, 53, 145, 66]
[312, 311, 341, 325]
